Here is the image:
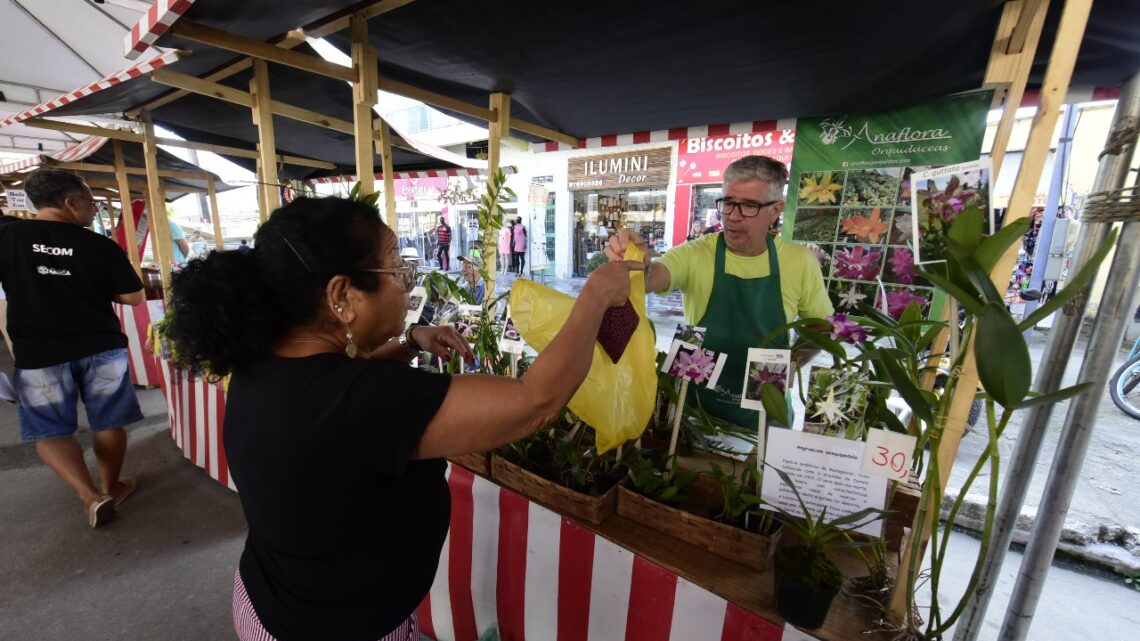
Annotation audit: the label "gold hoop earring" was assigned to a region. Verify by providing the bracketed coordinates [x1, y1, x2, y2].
[345, 326, 358, 358]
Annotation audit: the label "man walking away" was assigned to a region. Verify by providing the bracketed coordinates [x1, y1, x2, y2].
[512, 216, 527, 276]
[0, 169, 146, 528]
[434, 216, 452, 272]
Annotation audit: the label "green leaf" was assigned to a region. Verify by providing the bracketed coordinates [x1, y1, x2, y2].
[828, 506, 884, 528]
[947, 206, 984, 253]
[796, 327, 847, 360]
[916, 269, 985, 315]
[975, 217, 1031, 272]
[878, 355, 934, 424]
[947, 238, 1003, 304]
[975, 302, 1031, 406]
[1018, 228, 1119, 331]
[760, 383, 790, 427]
[1010, 381, 1095, 409]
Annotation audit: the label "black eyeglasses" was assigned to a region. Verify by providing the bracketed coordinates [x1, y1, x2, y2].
[715, 198, 781, 218]
[360, 260, 417, 292]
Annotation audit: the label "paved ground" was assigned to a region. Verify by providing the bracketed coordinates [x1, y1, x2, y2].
[1, 273, 1138, 640]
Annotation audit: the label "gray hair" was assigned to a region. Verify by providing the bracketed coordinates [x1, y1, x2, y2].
[722, 155, 788, 201]
[24, 168, 88, 210]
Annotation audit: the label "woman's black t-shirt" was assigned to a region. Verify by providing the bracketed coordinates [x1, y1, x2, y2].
[224, 354, 452, 641]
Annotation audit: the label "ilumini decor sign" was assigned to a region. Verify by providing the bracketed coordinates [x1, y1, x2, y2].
[567, 147, 672, 190]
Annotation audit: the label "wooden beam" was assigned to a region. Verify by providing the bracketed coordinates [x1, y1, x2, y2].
[129, 0, 414, 116]
[251, 58, 282, 214]
[255, 151, 268, 223]
[351, 14, 378, 196]
[207, 175, 224, 251]
[140, 112, 174, 296]
[149, 69, 419, 154]
[112, 140, 142, 275]
[509, 117, 579, 148]
[22, 118, 142, 142]
[1007, 0, 1046, 54]
[170, 19, 356, 82]
[378, 76, 495, 122]
[50, 160, 209, 181]
[984, 0, 1050, 176]
[153, 135, 335, 169]
[376, 119, 396, 229]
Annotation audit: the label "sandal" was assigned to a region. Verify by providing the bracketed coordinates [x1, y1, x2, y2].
[111, 477, 137, 508]
[88, 495, 114, 528]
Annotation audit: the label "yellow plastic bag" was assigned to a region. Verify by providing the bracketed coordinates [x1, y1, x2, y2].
[509, 245, 656, 452]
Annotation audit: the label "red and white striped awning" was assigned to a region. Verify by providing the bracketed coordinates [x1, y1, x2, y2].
[0, 137, 110, 175]
[531, 119, 797, 153]
[0, 51, 184, 129]
[124, 0, 197, 60]
[304, 167, 516, 186]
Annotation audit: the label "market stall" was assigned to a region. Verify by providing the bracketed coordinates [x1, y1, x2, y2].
[5, 1, 1139, 641]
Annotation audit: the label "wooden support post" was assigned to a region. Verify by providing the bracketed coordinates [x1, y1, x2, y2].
[984, 0, 1050, 176]
[376, 118, 397, 229]
[207, 175, 224, 251]
[889, 0, 1089, 623]
[250, 58, 281, 216]
[140, 112, 173, 297]
[351, 15, 378, 197]
[111, 140, 142, 277]
[254, 151, 268, 223]
[484, 92, 510, 296]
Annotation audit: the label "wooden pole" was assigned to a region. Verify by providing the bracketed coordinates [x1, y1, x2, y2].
[111, 140, 142, 277]
[485, 92, 510, 298]
[207, 175, 224, 251]
[351, 14, 378, 197]
[140, 112, 173, 298]
[984, 0, 1051, 177]
[889, 0, 1087, 623]
[250, 58, 281, 216]
[254, 151, 268, 224]
[376, 119, 397, 229]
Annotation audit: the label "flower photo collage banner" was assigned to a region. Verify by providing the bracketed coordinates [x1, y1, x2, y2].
[782, 92, 992, 319]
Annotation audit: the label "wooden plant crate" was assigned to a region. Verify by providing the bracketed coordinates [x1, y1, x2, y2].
[448, 452, 491, 477]
[490, 455, 619, 525]
[616, 485, 782, 571]
[883, 473, 922, 551]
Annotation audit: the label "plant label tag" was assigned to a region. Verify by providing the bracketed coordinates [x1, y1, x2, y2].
[457, 304, 483, 346]
[662, 339, 726, 388]
[741, 348, 791, 410]
[862, 428, 917, 481]
[405, 286, 427, 326]
[499, 311, 525, 355]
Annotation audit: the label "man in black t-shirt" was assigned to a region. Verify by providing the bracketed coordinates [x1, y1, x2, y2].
[0, 169, 146, 528]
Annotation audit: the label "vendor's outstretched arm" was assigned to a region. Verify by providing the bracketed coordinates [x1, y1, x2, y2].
[413, 261, 642, 459]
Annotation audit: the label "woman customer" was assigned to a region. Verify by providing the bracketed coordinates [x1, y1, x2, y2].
[164, 197, 638, 641]
[498, 220, 513, 274]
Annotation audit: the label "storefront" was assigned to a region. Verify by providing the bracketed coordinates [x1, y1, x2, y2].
[568, 147, 672, 276]
[672, 127, 796, 246]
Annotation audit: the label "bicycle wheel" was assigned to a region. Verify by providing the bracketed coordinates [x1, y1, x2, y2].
[1110, 355, 1140, 420]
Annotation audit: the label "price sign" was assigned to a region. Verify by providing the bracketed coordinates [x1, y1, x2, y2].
[861, 428, 918, 481]
[5, 190, 28, 210]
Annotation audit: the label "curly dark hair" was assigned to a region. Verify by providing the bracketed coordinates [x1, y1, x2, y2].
[24, 168, 88, 210]
[165, 197, 389, 376]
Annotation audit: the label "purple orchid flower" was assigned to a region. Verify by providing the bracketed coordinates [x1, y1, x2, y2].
[834, 245, 883, 280]
[827, 314, 869, 343]
[884, 290, 928, 319]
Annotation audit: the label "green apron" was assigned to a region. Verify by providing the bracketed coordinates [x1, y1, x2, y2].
[689, 233, 788, 428]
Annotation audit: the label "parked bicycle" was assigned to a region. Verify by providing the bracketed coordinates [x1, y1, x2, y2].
[1110, 334, 1140, 420]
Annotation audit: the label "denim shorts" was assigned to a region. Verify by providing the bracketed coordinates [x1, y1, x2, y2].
[15, 348, 144, 442]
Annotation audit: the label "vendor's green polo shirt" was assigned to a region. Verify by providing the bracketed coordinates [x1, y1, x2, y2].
[657, 233, 834, 325]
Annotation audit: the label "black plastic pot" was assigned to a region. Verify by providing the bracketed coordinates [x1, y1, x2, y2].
[773, 570, 841, 629]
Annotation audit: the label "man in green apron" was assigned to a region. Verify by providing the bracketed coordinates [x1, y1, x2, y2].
[605, 155, 832, 428]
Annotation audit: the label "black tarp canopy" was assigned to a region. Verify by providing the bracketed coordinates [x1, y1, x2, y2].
[20, 1, 1140, 162]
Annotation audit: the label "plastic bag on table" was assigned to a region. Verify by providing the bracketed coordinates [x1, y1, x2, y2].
[509, 244, 655, 452]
